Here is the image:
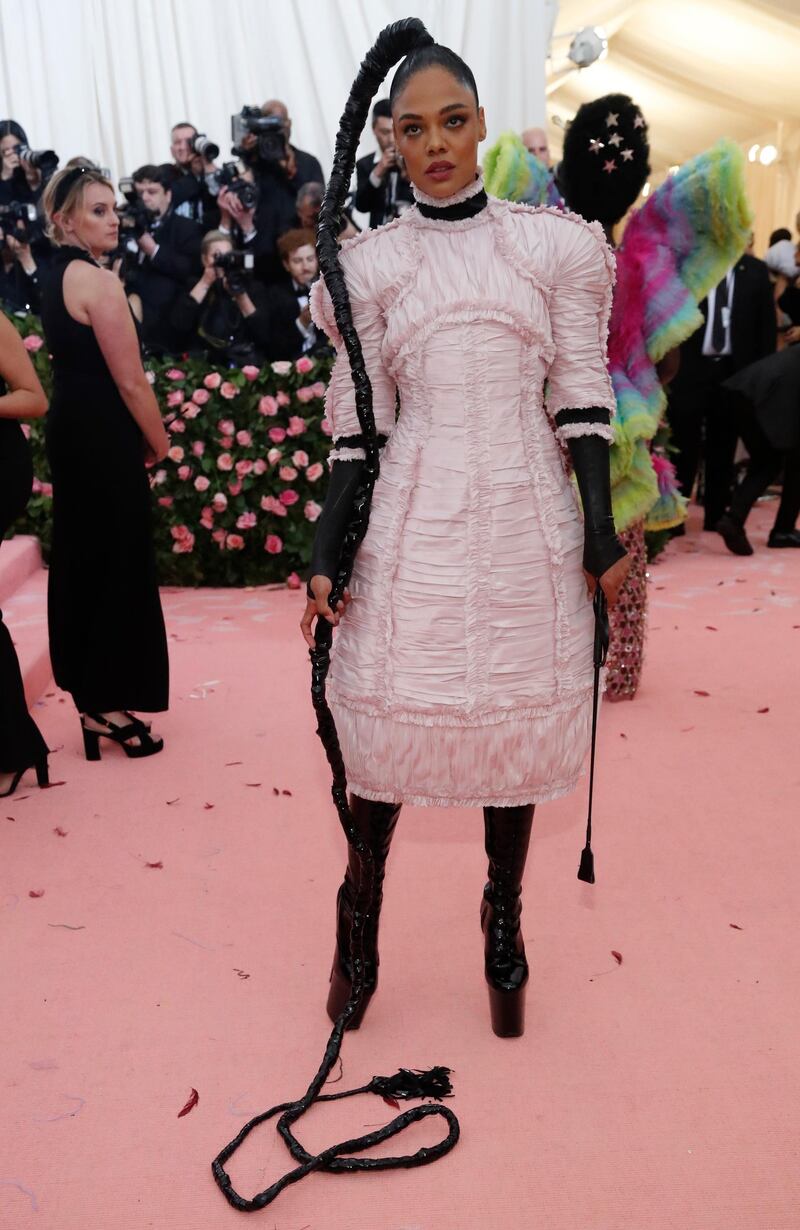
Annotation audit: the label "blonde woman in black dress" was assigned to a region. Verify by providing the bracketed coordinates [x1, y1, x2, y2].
[41, 167, 170, 758]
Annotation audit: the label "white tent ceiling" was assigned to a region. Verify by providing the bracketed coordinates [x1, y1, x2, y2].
[546, 0, 800, 248]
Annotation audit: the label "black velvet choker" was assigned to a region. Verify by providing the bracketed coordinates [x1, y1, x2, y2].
[415, 189, 488, 222]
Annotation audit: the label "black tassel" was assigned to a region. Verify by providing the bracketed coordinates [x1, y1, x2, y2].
[577, 844, 595, 884]
[369, 1067, 454, 1102]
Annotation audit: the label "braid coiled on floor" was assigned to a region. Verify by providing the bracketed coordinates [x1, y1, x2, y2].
[211, 18, 460, 1213]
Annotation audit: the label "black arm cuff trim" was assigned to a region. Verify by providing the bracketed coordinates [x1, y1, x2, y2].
[332, 432, 388, 450]
[554, 407, 612, 427]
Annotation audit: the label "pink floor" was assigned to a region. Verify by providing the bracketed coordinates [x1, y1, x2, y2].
[3, 501, 800, 1230]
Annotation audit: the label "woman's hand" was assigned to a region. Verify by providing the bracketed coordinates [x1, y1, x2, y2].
[300, 575, 352, 648]
[144, 430, 169, 466]
[584, 552, 630, 607]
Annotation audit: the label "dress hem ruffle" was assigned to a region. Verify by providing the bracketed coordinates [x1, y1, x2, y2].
[346, 774, 583, 808]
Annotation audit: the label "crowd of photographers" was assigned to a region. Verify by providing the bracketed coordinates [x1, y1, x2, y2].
[0, 100, 401, 368]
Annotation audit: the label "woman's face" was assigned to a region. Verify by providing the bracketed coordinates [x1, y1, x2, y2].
[1, 135, 20, 175]
[392, 65, 486, 199]
[60, 182, 119, 255]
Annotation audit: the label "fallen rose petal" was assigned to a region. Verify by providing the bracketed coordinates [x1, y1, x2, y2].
[166, 798, 180, 805]
[382, 1095, 401, 1109]
[611, 950, 623, 964]
[42, 781, 66, 788]
[245, 782, 262, 788]
[619, 733, 627, 740]
[54, 827, 68, 837]
[29, 890, 45, 898]
[705, 626, 718, 631]
[145, 861, 163, 869]
[729, 923, 743, 930]
[204, 803, 215, 810]
[225, 761, 243, 766]
[757, 707, 770, 714]
[694, 690, 710, 697]
[272, 787, 280, 795]
[177, 1089, 199, 1118]
[282, 789, 292, 796]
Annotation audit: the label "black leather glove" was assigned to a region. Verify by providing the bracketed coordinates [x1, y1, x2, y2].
[307, 458, 364, 599]
[564, 430, 627, 580]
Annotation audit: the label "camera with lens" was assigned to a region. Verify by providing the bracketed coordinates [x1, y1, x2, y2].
[0, 201, 40, 246]
[231, 106, 289, 165]
[116, 178, 155, 239]
[212, 248, 254, 296]
[217, 162, 259, 211]
[16, 143, 59, 180]
[191, 133, 219, 162]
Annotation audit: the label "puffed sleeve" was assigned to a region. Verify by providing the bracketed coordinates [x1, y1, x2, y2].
[544, 215, 617, 445]
[309, 240, 397, 462]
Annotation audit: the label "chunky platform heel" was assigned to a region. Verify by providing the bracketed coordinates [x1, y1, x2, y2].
[80, 712, 163, 760]
[482, 804, 535, 1038]
[0, 754, 50, 798]
[326, 795, 401, 1030]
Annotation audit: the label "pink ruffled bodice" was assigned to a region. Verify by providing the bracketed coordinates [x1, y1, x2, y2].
[310, 196, 616, 807]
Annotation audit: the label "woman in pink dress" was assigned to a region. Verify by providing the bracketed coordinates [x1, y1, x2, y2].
[300, 26, 629, 1039]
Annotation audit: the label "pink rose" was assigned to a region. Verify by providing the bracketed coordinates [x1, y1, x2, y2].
[157, 496, 173, 508]
[217, 452, 233, 471]
[204, 372, 222, 389]
[268, 427, 287, 444]
[304, 500, 322, 522]
[321, 420, 333, 438]
[194, 475, 210, 492]
[295, 355, 314, 374]
[211, 528, 226, 545]
[23, 334, 43, 352]
[258, 394, 278, 416]
[40, 483, 53, 497]
[170, 419, 186, 434]
[153, 469, 167, 485]
[235, 459, 254, 477]
[236, 511, 257, 530]
[191, 440, 205, 456]
[287, 416, 306, 436]
[200, 507, 214, 529]
[267, 447, 283, 464]
[227, 480, 242, 496]
[166, 389, 183, 407]
[183, 403, 201, 419]
[271, 361, 292, 376]
[295, 385, 315, 404]
[171, 524, 192, 541]
[242, 365, 260, 382]
[220, 381, 239, 399]
[276, 391, 291, 407]
[279, 465, 298, 481]
[260, 495, 287, 517]
[219, 435, 234, 449]
[236, 429, 252, 447]
[292, 450, 309, 468]
[166, 368, 185, 381]
[252, 458, 267, 475]
[191, 388, 210, 405]
[167, 445, 184, 463]
[226, 533, 245, 550]
[177, 465, 192, 481]
[286, 572, 302, 590]
[265, 534, 283, 553]
[311, 381, 327, 399]
[279, 489, 299, 506]
[170, 525, 195, 554]
[218, 419, 236, 435]
[212, 493, 228, 512]
[145, 370, 156, 385]
[21, 424, 31, 439]
[306, 461, 324, 482]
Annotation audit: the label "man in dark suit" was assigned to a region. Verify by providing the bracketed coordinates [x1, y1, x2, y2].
[127, 164, 203, 355]
[667, 251, 776, 534]
[354, 99, 414, 229]
[262, 228, 329, 361]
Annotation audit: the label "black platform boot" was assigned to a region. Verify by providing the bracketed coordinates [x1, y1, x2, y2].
[327, 794, 401, 1030]
[481, 804, 535, 1038]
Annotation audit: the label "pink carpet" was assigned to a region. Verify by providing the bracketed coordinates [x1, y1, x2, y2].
[3, 500, 799, 1229]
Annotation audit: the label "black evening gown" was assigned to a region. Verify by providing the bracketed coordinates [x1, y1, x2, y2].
[0, 392, 49, 772]
[40, 247, 169, 713]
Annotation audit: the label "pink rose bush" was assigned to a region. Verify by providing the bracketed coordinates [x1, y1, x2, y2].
[9, 321, 336, 585]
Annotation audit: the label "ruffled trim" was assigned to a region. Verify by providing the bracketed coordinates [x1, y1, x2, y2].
[412, 171, 484, 208]
[556, 421, 615, 444]
[385, 301, 556, 379]
[347, 779, 584, 809]
[328, 685, 595, 726]
[328, 446, 366, 464]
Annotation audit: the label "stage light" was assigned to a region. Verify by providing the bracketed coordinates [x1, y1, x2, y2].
[748, 144, 760, 162]
[759, 145, 778, 166]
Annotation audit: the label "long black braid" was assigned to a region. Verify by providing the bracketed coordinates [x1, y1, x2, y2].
[211, 19, 460, 1213]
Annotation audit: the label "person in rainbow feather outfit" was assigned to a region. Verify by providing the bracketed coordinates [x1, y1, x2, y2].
[485, 94, 752, 698]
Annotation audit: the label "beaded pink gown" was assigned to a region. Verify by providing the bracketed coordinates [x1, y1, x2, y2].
[310, 175, 616, 807]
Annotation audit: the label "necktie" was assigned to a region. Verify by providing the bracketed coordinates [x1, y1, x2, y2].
[711, 275, 729, 353]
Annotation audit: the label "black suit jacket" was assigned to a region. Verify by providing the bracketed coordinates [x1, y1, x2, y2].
[128, 211, 203, 351]
[677, 254, 776, 379]
[262, 277, 329, 362]
[354, 152, 414, 228]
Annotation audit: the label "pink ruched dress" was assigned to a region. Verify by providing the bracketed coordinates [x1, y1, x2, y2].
[310, 175, 617, 807]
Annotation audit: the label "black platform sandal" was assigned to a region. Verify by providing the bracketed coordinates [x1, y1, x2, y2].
[80, 712, 164, 760]
[0, 755, 49, 798]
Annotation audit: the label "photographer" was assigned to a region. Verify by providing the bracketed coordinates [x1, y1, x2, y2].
[0, 213, 42, 314]
[354, 99, 413, 228]
[169, 230, 271, 365]
[125, 163, 202, 354]
[0, 120, 56, 207]
[168, 121, 221, 229]
[262, 227, 329, 362]
[296, 181, 324, 232]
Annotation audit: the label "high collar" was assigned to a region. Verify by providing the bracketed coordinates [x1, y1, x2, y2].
[412, 172, 488, 221]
